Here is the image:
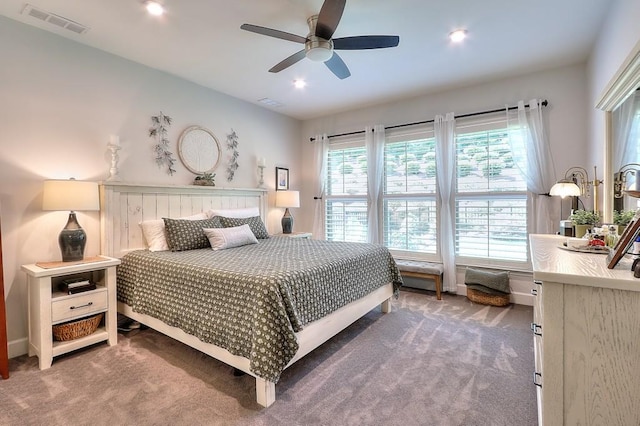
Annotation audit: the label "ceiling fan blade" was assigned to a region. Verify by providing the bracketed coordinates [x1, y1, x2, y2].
[333, 35, 400, 50]
[324, 52, 350, 79]
[241, 24, 307, 44]
[269, 50, 307, 73]
[316, 0, 346, 40]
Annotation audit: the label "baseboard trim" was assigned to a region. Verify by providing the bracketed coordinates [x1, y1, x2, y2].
[8, 337, 28, 359]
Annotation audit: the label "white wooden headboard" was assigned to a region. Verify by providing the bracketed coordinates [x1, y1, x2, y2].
[100, 182, 268, 258]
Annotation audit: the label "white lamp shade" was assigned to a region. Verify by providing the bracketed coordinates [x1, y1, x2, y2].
[549, 180, 581, 199]
[275, 190, 300, 208]
[43, 179, 100, 211]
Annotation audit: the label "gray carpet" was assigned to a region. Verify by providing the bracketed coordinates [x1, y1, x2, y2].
[1, 289, 536, 426]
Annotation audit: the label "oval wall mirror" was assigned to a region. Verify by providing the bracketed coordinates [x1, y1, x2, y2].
[178, 126, 221, 174]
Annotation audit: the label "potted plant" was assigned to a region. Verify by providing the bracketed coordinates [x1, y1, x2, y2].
[570, 209, 600, 237]
[193, 172, 216, 186]
[613, 209, 636, 234]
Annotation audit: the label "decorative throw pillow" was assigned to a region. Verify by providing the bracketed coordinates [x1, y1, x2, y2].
[206, 206, 260, 219]
[203, 224, 258, 250]
[219, 216, 270, 239]
[140, 212, 208, 251]
[163, 217, 223, 251]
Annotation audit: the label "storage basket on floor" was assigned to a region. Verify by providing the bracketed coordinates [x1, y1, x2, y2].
[466, 288, 510, 307]
[52, 313, 103, 341]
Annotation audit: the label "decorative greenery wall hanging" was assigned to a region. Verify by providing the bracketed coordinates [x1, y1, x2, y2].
[226, 129, 239, 182]
[149, 112, 176, 175]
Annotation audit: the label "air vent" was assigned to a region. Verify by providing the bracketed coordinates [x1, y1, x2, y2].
[21, 4, 89, 35]
[257, 98, 283, 108]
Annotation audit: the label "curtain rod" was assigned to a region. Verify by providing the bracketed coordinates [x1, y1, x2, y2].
[309, 99, 548, 141]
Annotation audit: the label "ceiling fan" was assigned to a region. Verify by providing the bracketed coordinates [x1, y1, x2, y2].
[240, 0, 399, 79]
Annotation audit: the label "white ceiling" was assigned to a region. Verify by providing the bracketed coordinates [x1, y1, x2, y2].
[0, 0, 613, 120]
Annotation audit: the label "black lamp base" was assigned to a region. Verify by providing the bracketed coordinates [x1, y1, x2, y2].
[59, 212, 86, 262]
[281, 208, 294, 234]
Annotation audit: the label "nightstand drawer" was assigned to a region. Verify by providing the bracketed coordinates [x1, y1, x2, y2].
[51, 288, 108, 324]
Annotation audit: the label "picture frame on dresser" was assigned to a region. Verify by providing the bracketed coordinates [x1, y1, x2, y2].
[607, 215, 640, 269]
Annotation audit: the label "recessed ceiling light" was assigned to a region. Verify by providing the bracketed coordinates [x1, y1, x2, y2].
[293, 79, 307, 89]
[145, 1, 165, 16]
[449, 29, 467, 43]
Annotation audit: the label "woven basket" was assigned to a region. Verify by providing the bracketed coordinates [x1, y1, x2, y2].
[52, 313, 103, 341]
[466, 288, 510, 307]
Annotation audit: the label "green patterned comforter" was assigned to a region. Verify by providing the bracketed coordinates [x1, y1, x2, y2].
[117, 237, 403, 382]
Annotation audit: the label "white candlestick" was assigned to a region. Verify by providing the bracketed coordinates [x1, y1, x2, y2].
[257, 157, 266, 167]
[109, 135, 120, 147]
[107, 142, 122, 181]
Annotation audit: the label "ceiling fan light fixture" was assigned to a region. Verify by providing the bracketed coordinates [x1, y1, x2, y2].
[306, 46, 333, 62]
[305, 36, 334, 62]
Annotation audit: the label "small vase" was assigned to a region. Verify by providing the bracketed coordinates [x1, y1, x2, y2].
[574, 224, 591, 238]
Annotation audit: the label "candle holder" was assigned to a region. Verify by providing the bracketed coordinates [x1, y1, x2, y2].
[257, 165, 266, 188]
[107, 143, 122, 181]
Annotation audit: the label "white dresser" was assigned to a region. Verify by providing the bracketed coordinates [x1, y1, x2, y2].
[530, 234, 640, 426]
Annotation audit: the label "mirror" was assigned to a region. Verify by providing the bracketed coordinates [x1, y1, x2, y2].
[597, 46, 640, 221]
[178, 126, 221, 175]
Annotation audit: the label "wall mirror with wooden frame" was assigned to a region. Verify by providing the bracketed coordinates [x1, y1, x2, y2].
[598, 43, 640, 222]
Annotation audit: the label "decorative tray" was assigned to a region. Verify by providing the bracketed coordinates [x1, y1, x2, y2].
[558, 243, 611, 254]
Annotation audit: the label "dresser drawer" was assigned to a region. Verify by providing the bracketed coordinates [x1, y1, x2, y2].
[51, 288, 108, 324]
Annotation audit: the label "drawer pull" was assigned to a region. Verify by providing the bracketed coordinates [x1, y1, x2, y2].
[530, 322, 542, 336]
[531, 288, 538, 296]
[533, 280, 542, 286]
[533, 372, 542, 387]
[69, 302, 93, 310]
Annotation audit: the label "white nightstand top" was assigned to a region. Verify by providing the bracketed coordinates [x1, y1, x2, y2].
[22, 255, 120, 277]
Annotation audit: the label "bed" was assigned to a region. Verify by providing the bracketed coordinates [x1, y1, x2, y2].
[100, 182, 402, 407]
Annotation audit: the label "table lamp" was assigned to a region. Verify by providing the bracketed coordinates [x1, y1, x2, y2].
[275, 190, 300, 234]
[42, 178, 100, 262]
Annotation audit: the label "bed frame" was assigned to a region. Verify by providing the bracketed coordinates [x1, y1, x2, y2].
[100, 182, 393, 407]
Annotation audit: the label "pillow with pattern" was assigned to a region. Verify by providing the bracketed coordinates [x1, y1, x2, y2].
[218, 216, 270, 239]
[203, 224, 258, 250]
[140, 212, 208, 251]
[163, 217, 223, 251]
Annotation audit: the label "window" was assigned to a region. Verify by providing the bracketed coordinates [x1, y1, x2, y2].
[455, 118, 528, 263]
[322, 114, 529, 265]
[383, 129, 438, 256]
[325, 139, 368, 243]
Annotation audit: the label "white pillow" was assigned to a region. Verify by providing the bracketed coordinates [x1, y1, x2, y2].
[206, 207, 260, 219]
[203, 224, 258, 250]
[140, 212, 208, 251]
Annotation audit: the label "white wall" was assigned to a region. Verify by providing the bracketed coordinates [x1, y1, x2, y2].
[300, 64, 590, 230]
[0, 16, 301, 356]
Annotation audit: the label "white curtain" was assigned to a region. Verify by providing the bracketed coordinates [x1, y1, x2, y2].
[366, 125, 385, 243]
[508, 99, 556, 235]
[434, 113, 456, 293]
[613, 91, 640, 169]
[312, 134, 328, 240]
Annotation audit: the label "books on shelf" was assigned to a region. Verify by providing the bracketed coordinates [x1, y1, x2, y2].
[59, 278, 96, 294]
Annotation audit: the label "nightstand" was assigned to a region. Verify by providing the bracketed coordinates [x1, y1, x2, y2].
[21, 256, 120, 369]
[274, 232, 312, 239]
